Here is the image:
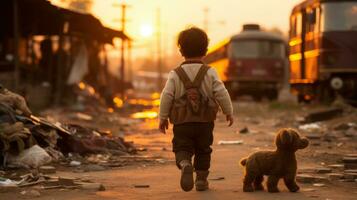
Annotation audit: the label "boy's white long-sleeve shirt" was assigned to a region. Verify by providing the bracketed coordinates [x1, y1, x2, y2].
[159, 63, 233, 120]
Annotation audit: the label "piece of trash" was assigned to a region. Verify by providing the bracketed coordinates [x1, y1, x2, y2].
[239, 127, 249, 134]
[296, 174, 328, 183]
[7, 145, 52, 168]
[298, 123, 322, 133]
[69, 161, 81, 167]
[313, 183, 326, 187]
[301, 188, 316, 192]
[134, 184, 150, 188]
[136, 147, 148, 152]
[39, 166, 56, 174]
[20, 189, 41, 197]
[209, 177, 225, 181]
[0, 177, 18, 187]
[81, 183, 106, 191]
[75, 112, 93, 121]
[302, 108, 343, 123]
[218, 140, 243, 145]
[155, 159, 166, 164]
[83, 164, 106, 172]
[328, 173, 343, 181]
[315, 167, 332, 174]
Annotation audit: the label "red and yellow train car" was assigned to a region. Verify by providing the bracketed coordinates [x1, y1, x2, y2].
[204, 24, 287, 100]
[289, 0, 357, 103]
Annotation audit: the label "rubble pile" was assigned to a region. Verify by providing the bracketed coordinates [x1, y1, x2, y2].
[0, 171, 106, 193]
[295, 107, 357, 186]
[0, 88, 136, 170]
[297, 154, 357, 184]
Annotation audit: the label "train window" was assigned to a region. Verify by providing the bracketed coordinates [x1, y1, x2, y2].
[290, 16, 297, 37]
[290, 13, 302, 37]
[306, 8, 318, 33]
[260, 42, 285, 58]
[321, 2, 357, 32]
[230, 40, 285, 59]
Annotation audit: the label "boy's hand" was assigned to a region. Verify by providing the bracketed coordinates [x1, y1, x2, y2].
[159, 119, 169, 134]
[226, 115, 234, 127]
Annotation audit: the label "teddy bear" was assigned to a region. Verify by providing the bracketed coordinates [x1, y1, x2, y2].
[240, 128, 309, 193]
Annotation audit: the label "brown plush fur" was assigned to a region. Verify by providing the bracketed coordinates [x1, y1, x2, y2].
[240, 128, 309, 193]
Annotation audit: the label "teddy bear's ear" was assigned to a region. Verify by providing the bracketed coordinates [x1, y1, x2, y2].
[276, 129, 293, 148]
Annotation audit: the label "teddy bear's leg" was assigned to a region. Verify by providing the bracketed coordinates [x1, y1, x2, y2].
[243, 174, 255, 192]
[284, 175, 300, 192]
[253, 175, 264, 191]
[267, 175, 280, 193]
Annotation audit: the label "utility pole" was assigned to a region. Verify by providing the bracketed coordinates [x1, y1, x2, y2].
[120, 4, 127, 99]
[113, 3, 129, 99]
[203, 7, 209, 33]
[156, 8, 163, 91]
[127, 41, 133, 81]
[13, 0, 20, 91]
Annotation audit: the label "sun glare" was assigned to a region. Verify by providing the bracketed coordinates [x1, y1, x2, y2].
[140, 24, 154, 37]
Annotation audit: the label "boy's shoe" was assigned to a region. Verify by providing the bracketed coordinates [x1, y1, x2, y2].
[179, 160, 194, 192]
[195, 170, 209, 191]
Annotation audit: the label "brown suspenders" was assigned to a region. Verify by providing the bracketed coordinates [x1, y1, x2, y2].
[174, 64, 210, 89]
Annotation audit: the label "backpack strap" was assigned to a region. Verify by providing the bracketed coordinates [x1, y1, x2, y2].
[192, 64, 210, 87]
[174, 67, 193, 89]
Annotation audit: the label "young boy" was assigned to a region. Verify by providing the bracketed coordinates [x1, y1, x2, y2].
[159, 27, 234, 192]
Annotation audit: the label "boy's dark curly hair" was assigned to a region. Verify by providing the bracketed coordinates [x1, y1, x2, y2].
[177, 27, 209, 58]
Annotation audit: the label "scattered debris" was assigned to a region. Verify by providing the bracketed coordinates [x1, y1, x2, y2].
[80, 183, 106, 191]
[69, 161, 81, 167]
[7, 145, 52, 168]
[327, 173, 343, 181]
[302, 108, 343, 124]
[0, 177, 18, 187]
[82, 164, 106, 172]
[209, 177, 225, 181]
[298, 123, 322, 133]
[218, 140, 244, 145]
[312, 183, 326, 187]
[344, 163, 357, 170]
[315, 167, 332, 174]
[296, 174, 328, 183]
[73, 112, 93, 121]
[134, 184, 150, 188]
[343, 156, 357, 164]
[239, 127, 249, 134]
[343, 173, 357, 180]
[334, 123, 352, 131]
[20, 189, 41, 197]
[39, 166, 56, 174]
[0, 89, 136, 172]
[301, 188, 317, 192]
[305, 134, 322, 140]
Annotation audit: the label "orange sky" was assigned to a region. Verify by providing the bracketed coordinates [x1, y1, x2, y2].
[51, 0, 302, 58]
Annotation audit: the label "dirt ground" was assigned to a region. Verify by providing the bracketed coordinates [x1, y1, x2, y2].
[1, 100, 357, 200]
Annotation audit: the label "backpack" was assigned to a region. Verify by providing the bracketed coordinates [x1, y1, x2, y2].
[169, 64, 219, 124]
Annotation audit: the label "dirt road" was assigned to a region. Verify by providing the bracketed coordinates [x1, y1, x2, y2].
[2, 101, 357, 200]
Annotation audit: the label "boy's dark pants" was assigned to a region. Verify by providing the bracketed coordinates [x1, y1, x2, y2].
[172, 122, 214, 171]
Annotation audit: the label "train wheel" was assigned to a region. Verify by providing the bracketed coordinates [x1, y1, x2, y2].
[316, 83, 335, 104]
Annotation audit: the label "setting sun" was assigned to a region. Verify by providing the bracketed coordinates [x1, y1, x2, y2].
[140, 24, 154, 37]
